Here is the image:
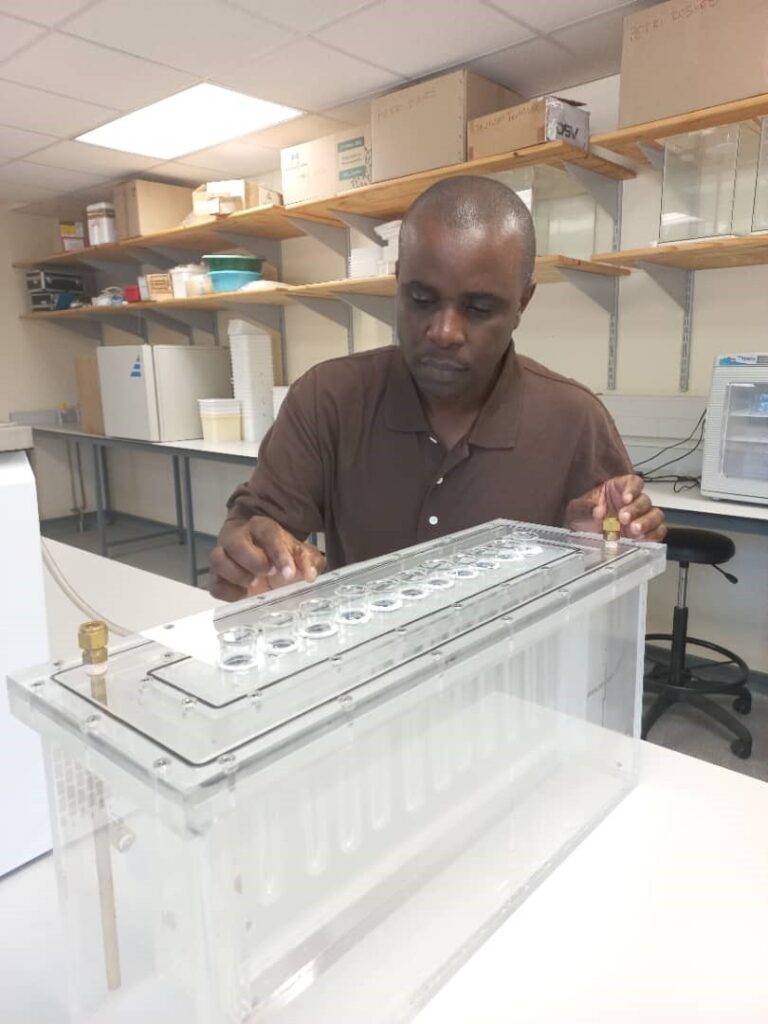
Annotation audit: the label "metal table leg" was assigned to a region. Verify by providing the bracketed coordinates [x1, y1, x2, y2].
[179, 456, 197, 586]
[172, 455, 185, 543]
[92, 443, 108, 557]
[100, 446, 114, 526]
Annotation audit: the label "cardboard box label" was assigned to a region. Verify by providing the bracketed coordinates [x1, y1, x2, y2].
[337, 134, 370, 184]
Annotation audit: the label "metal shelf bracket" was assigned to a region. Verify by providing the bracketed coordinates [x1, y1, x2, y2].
[564, 163, 621, 223]
[328, 211, 388, 246]
[286, 217, 349, 260]
[559, 268, 620, 390]
[292, 296, 353, 353]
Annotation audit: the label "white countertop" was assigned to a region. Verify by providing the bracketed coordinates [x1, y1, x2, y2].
[155, 437, 261, 459]
[644, 482, 768, 521]
[2, 743, 766, 1023]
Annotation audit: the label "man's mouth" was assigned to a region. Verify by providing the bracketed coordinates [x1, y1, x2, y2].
[417, 357, 467, 378]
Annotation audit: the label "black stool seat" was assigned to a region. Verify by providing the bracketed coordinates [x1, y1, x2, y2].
[643, 526, 752, 759]
[665, 527, 735, 566]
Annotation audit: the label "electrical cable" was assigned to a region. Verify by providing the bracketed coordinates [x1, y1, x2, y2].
[640, 419, 706, 477]
[633, 410, 706, 471]
[41, 539, 131, 637]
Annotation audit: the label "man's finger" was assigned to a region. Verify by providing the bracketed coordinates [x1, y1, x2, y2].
[249, 518, 297, 580]
[295, 543, 326, 582]
[618, 493, 651, 529]
[209, 574, 248, 602]
[221, 527, 272, 578]
[209, 545, 255, 588]
[628, 507, 666, 539]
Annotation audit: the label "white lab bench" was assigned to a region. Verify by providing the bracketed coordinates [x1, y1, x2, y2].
[1, 741, 766, 1023]
[3, 535, 768, 1021]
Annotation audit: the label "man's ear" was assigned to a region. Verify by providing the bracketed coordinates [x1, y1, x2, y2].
[519, 280, 536, 314]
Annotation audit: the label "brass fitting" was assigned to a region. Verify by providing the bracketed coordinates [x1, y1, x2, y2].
[602, 516, 621, 547]
[79, 621, 109, 668]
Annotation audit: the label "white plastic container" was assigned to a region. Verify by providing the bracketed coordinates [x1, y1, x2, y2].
[198, 398, 241, 442]
[86, 202, 116, 246]
[170, 264, 208, 299]
[228, 320, 274, 444]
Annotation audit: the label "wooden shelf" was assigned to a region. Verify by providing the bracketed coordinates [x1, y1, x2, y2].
[290, 276, 397, 298]
[533, 254, 629, 284]
[593, 235, 768, 272]
[289, 258, 627, 299]
[15, 142, 633, 270]
[592, 93, 768, 163]
[290, 140, 635, 222]
[14, 204, 322, 269]
[21, 256, 629, 326]
[22, 285, 294, 321]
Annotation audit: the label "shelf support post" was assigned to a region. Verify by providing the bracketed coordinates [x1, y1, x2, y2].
[637, 262, 695, 392]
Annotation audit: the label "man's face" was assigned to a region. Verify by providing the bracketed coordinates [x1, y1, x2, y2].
[396, 213, 535, 404]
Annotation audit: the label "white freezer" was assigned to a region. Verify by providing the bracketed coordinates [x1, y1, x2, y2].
[97, 344, 231, 442]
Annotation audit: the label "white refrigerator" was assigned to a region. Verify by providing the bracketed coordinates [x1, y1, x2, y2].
[97, 344, 232, 442]
[0, 429, 50, 875]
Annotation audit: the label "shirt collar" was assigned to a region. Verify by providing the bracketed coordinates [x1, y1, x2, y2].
[383, 346, 525, 449]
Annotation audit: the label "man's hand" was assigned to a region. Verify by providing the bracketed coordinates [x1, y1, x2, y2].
[209, 515, 327, 602]
[565, 474, 667, 543]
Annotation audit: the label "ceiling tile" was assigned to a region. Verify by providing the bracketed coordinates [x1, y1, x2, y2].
[0, 80, 118, 137]
[1, 34, 196, 111]
[145, 161, 219, 186]
[0, 124, 59, 160]
[26, 139, 158, 175]
[65, 0, 294, 78]
[322, 97, 374, 125]
[0, 160, 108, 191]
[227, 0, 374, 33]
[550, 4, 654, 80]
[316, 0, 533, 77]
[217, 38, 402, 111]
[470, 36, 589, 98]
[486, 0, 639, 34]
[255, 113, 348, 149]
[0, 181, 58, 204]
[0, 0, 92, 26]
[177, 135, 280, 177]
[0, 12, 45, 59]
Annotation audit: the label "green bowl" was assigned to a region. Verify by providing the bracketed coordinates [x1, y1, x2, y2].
[202, 254, 263, 273]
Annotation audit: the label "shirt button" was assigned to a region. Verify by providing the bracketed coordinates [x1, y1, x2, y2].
[428, 515, 439, 526]
[436, 477, 444, 486]
[429, 436, 438, 445]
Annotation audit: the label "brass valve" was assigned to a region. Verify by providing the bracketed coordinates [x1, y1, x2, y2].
[602, 516, 621, 548]
[79, 621, 109, 673]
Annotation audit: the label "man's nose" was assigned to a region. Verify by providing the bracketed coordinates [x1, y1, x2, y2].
[426, 306, 465, 348]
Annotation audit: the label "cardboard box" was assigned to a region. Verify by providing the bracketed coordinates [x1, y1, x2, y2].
[192, 180, 283, 216]
[468, 97, 589, 161]
[75, 355, 104, 435]
[281, 125, 371, 205]
[619, 0, 768, 127]
[371, 70, 520, 182]
[145, 273, 173, 302]
[113, 179, 194, 239]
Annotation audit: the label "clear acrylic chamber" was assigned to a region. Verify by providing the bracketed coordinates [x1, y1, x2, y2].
[491, 166, 601, 258]
[659, 122, 761, 243]
[9, 521, 665, 1024]
[752, 118, 768, 231]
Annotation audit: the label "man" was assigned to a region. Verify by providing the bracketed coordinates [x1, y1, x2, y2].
[210, 175, 665, 601]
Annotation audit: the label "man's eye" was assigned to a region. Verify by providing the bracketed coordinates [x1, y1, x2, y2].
[410, 293, 434, 307]
[467, 305, 493, 317]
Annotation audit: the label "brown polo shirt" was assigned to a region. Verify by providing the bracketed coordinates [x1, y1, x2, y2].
[226, 345, 631, 569]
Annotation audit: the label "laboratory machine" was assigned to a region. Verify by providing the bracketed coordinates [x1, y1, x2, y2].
[9, 520, 665, 1022]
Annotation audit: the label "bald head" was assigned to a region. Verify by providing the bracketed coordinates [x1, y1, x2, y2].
[399, 175, 536, 284]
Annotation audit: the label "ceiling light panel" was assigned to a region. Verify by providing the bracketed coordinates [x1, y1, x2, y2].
[76, 84, 301, 161]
